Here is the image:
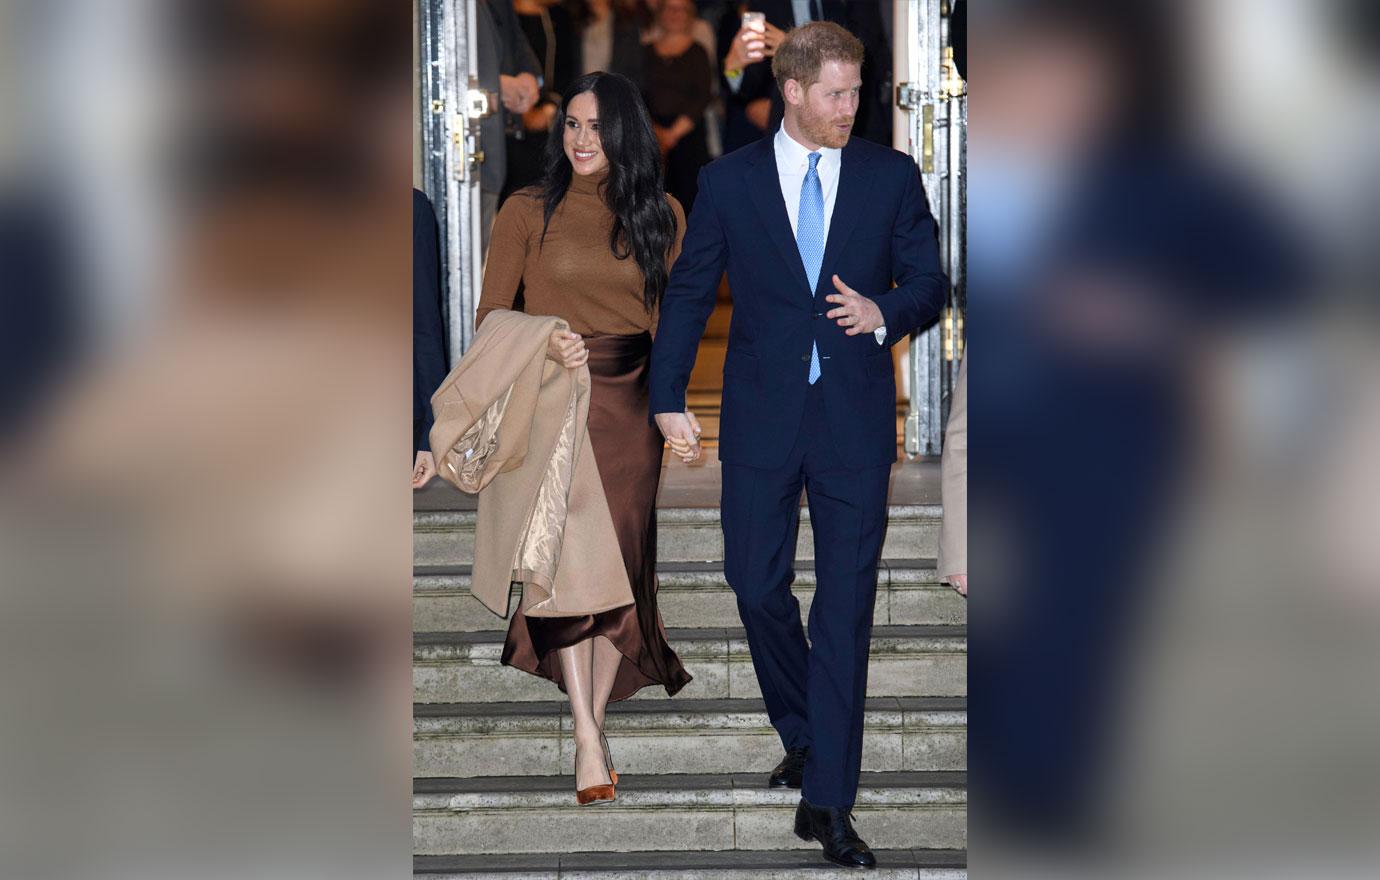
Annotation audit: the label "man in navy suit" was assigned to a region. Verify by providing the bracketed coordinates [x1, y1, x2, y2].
[649, 22, 946, 870]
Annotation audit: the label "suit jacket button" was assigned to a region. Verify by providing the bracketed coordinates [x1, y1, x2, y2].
[801, 355, 809, 362]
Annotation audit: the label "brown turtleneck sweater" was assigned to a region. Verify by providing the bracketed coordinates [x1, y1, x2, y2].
[475, 169, 686, 336]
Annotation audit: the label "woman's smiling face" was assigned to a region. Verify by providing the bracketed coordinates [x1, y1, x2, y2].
[563, 92, 608, 176]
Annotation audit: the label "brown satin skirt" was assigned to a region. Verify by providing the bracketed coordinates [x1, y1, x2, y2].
[500, 331, 692, 701]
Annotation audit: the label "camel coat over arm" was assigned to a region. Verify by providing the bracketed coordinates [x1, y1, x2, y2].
[428, 309, 634, 618]
[938, 354, 968, 581]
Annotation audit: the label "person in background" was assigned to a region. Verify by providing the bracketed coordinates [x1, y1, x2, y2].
[412, 189, 448, 489]
[571, 0, 646, 85]
[643, 0, 714, 210]
[716, 2, 785, 152]
[477, 0, 542, 254]
[643, 0, 725, 160]
[718, 1, 891, 153]
[642, 0, 717, 59]
[503, 0, 580, 199]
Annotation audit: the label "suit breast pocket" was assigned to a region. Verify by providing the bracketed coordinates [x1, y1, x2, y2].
[852, 229, 891, 244]
[849, 227, 893, 255]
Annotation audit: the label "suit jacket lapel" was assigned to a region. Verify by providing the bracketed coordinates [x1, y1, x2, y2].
[816, 138, 876, 299]
[746, 136, 813, 297]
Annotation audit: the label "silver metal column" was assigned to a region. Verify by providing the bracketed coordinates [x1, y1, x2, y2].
[418, 0, 485, 363]
[943, 20, 967, 402]
[896, 0, 965, 457]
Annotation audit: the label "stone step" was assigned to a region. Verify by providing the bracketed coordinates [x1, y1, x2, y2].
[414, 697, 966, 779]
[414, 626, 966, 704]
[413, 505, 942, 568]
[414, 848, 967, 878]
[413, 561, 966, 633]
[413, 772, 966, 856]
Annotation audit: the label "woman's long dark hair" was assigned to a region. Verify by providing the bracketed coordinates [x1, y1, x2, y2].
[539, 72, 677, 313]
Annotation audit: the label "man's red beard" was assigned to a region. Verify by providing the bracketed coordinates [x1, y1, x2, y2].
[799, 104, 854, 149]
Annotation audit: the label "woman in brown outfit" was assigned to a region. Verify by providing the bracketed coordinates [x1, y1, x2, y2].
[475, 72, 695, 804]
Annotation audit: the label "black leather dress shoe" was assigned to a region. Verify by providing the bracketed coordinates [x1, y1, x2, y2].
[768, 746, 809, 788]
[794, 798, 877, 869]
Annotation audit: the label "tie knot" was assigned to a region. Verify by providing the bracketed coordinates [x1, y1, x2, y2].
[807, 152, 821, 172]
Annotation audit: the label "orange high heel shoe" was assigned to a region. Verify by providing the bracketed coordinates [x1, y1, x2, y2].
[575, 743, 616, 806]
[601, 732, 619, 785]
[576, 782, 616, 806]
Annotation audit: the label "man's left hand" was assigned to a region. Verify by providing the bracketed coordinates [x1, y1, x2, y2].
[825, 275, 884, 336]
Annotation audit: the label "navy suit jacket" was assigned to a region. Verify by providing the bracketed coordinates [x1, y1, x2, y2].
[649, 134, 946, 470]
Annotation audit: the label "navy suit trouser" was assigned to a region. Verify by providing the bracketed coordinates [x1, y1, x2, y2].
[721, 382, 891, 809]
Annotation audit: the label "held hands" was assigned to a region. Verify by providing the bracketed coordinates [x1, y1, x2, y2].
[825, 275, 884, 336]
[499, 73, 540, 114]
[655, 410, 703, 464]
[547, 329, 588, 369]
[949, 574, 967, 597]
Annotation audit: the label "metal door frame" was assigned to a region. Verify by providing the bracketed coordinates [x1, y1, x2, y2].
[418, 0, 484, 363]
[896, 0, 966, 456]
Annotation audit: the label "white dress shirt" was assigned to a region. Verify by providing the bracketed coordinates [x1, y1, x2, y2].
[774, 125, 886, 344]
[775, 124, 841, 243]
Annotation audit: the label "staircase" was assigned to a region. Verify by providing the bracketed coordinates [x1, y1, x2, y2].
[413, 451, 967, 877]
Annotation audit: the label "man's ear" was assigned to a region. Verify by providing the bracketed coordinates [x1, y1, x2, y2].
[783, 78, 802, 106]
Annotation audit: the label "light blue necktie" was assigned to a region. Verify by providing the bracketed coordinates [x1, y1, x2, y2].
[797, 152, 824, 384]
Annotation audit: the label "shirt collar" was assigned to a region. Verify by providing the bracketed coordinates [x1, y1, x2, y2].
[774, 124, 841, 172]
